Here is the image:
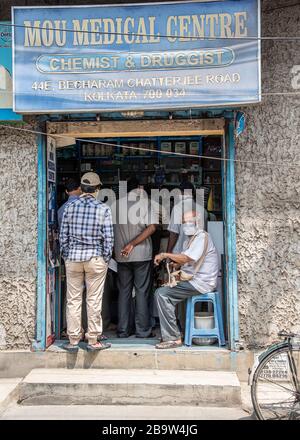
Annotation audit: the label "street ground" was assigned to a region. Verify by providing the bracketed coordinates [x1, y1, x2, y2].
[0, 404, 253, 420]
[0, 378, 254, 420]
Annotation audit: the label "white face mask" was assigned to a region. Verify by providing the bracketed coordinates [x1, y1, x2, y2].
[182, 222, 197, 236]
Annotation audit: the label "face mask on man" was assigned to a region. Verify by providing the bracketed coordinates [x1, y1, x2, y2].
[182, 222, 198, 236]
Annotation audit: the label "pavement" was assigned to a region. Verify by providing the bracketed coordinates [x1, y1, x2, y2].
[0, 377, 254, 420]
[0, 378, 22, 413]
[0, 404, 253, 420]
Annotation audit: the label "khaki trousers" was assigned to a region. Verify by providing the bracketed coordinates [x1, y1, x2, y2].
[65, 257, 108, 345]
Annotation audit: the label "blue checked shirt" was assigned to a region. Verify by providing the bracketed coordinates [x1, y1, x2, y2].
[59, 194, 114, 263]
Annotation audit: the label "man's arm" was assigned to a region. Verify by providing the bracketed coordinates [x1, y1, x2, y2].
[59, 209, 69, 258]
[155, 232, 206, 266]
[101, 207, 114, 263]
[121, 224, 157, 257]
[131, 224, 157, 247]
[154, 251, 193, 266]
[167, 231, 179, 253]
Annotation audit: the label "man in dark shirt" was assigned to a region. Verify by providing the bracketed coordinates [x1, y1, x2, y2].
[57, 178, 81, 230]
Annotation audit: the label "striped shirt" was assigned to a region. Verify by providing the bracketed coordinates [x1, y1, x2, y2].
[60, 194, 113, 263]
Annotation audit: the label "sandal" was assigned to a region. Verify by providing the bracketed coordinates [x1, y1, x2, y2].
[84, 334, 108, 342]
[86, 342, 111, 352]
[61, 343, 79, 353]
[155, 340, 182, 350]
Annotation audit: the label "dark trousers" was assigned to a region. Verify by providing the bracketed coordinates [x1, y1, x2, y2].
[117, 261, 152, 338]
[155, 281, 197, 341]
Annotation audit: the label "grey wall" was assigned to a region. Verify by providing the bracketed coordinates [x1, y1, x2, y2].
[0, 122, 37, 349]
[236, 3, 300, 347]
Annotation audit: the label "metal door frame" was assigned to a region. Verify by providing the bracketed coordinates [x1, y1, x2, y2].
[33, 113, 240, 351]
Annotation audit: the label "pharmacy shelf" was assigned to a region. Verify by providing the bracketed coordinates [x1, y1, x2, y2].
[203, 168, 221, 172]
[57, 171, 79, 174]
[203, 183, 222, 185]
[81, 156, 117, 160]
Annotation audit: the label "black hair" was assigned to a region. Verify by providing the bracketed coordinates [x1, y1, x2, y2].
[80, 183, 99, 193]
[181, 173, 189, 183]
[127, 177, 140, 193]
[179, 181, 195, 192]
[179, 181, 195, 200]
[65, 178, 80, 193]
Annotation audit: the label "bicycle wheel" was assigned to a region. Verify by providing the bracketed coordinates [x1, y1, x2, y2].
[251, 345, 300, 420]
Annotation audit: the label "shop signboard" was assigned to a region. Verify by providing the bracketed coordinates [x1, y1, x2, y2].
[12, 1, 261, 113]
[0, 22, 22, 120]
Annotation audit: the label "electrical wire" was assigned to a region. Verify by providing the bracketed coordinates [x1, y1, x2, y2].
[5, 19, 300, 100]
[2, 91, 300, 97]
[0, 123, 299, 169]
[5, 22, 300, 42]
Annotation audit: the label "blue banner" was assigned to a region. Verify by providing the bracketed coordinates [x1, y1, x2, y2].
[13, 1, 261, 113]
[0, 22, 22, 120]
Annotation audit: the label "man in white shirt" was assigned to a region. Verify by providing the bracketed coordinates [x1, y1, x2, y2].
[167, 181, 208, 254]
[154, 209, 219, 349]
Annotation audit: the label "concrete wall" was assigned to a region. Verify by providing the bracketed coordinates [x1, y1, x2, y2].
[0, 122, 38, 349]
[236, 2, 300, 347]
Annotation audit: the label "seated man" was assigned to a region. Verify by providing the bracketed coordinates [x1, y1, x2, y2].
[154, 209, 219, 349]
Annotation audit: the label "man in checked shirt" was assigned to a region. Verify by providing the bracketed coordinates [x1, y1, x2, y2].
[60, 172, 114, 352]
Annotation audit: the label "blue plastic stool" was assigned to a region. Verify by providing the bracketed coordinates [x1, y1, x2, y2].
[184, 292, 226, 347]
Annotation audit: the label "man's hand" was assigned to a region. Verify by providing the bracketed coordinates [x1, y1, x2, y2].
[154, 253, 166, 266]
[170, 262, 181, 271]
[121, 243, 134, 257]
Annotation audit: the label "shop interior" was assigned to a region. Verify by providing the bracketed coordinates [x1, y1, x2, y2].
[48, 135, 226, 347]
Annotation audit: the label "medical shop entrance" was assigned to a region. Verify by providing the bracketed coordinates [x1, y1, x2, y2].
[35, 116, 239, 352]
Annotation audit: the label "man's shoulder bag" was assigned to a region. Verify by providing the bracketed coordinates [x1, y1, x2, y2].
[164, 231, 209, 288]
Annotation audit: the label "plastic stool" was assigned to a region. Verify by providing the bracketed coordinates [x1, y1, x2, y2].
[184, 292, 226, 347]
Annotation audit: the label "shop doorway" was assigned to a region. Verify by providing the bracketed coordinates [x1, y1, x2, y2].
[35, 117, 239, 351]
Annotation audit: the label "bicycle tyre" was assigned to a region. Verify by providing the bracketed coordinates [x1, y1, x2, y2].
[251, 344, 300, 420]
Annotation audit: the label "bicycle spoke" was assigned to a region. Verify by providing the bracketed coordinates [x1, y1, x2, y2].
[263, 396, 297, 406]
[257, 376, 297, 394]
